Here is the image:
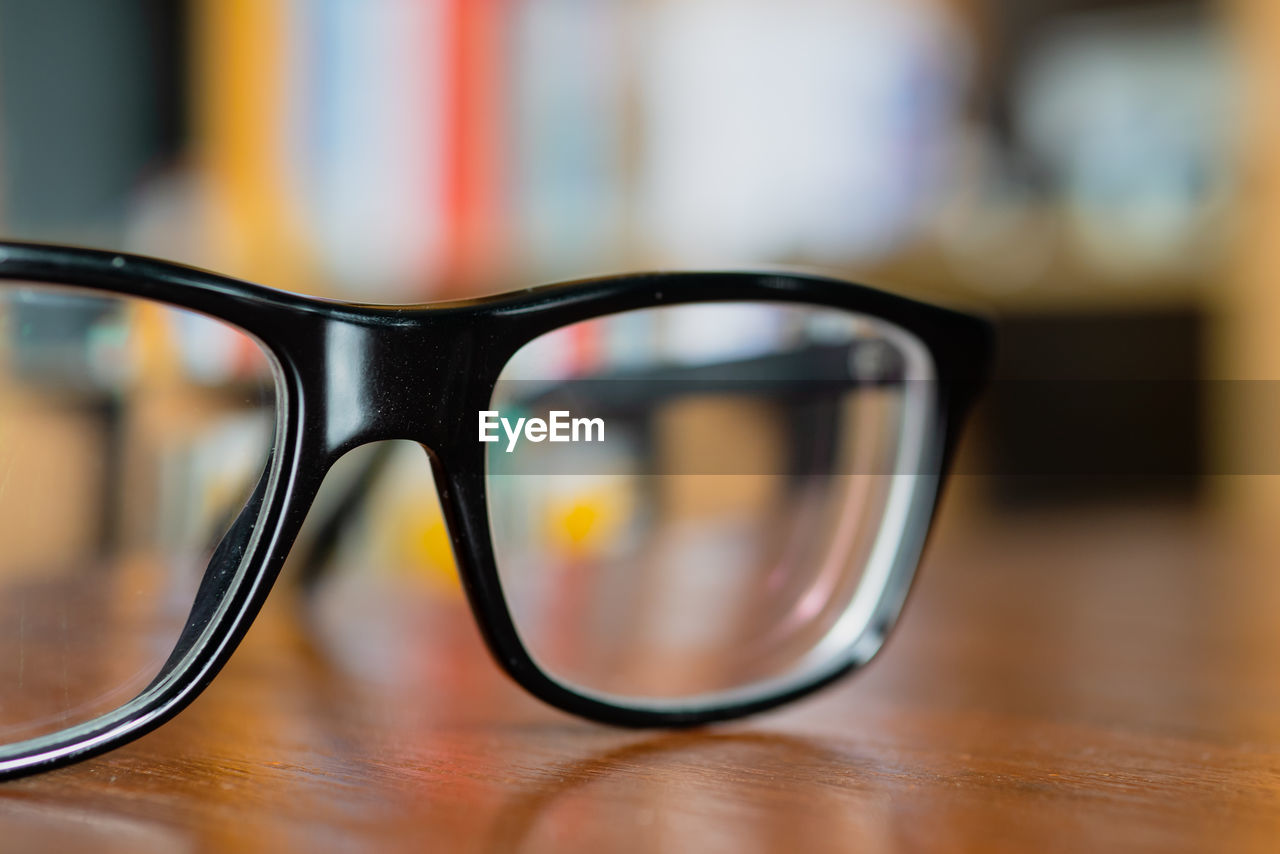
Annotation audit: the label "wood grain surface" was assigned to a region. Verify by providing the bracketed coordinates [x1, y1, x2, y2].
[3, 498, 1279, 853]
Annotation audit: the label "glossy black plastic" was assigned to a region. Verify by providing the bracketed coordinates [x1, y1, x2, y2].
[0, 241, 992, 779]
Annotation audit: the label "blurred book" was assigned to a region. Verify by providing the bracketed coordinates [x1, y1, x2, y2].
[293, 0, 450, 296]
[636, 0, 967, 266]
[0, 0, 185, 243]
[509, 0, 626, 280]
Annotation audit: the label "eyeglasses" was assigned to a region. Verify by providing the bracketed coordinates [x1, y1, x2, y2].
[0, 241, 990, 778]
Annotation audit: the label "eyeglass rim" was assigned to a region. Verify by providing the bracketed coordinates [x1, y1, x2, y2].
[0, 241, 992, 779]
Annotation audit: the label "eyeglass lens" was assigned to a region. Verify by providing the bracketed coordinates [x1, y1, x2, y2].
[0, 284, 275, 743]
[487, 302, 935, 705]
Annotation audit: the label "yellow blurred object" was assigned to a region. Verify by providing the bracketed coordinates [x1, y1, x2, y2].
[130, 301, 180, 386]
[1215, 0, 1280, 527]
[191, 0, 314, 290]
[561, 502, 599, 547]
[543, 479, 632, 560]
[392, 497, 459, 593]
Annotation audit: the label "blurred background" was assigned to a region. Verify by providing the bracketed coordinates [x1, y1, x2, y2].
[0, 0, 1276, 579]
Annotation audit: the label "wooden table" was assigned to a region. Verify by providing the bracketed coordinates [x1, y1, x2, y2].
[3, 499, 1279, 852]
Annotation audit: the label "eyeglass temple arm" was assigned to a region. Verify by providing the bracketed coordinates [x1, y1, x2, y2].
[291, 441, 395, 591]
[291, 340, 906, 593]
[507, 340, 906, 414]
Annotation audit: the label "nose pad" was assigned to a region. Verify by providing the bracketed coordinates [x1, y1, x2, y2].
[289, 440, 460, 595]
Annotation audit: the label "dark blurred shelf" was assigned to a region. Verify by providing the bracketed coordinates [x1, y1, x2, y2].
[843, 241, 1209, 316]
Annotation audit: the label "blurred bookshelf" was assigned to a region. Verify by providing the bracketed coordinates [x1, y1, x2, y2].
[0, 0, 1232, 300]
[0, 0, 1263, 516]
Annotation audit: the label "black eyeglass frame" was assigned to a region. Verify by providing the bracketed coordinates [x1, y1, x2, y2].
[0, 241, 991, 779]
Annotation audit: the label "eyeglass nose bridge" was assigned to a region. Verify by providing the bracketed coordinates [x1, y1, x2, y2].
[311, 308, 485, 462]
